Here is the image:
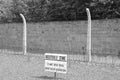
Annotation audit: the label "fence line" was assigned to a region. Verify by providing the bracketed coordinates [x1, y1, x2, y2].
[69, 54, 120, 66]
[0, 49, 120, 66]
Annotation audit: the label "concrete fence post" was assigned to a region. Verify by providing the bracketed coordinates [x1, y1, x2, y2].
[86, 8, 92, 62]
[20, 14, 27, 55]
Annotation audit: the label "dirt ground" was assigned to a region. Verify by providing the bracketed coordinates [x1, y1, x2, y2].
[0, 52, 120, 80]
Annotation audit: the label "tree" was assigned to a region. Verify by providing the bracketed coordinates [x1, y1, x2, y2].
[26, 0, 49, 22]
[0, 0, 13, 22]
[10, 0, 28, 22]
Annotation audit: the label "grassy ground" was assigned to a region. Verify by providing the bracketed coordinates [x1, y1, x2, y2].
[0, 19, 120, 56]
[0, 53, 120, 80]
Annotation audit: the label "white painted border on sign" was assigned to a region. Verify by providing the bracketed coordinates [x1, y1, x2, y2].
[86, 8, 92, 62]
[45, 53, 67, 56]
[20, 14, 27, 55]
[45, 53, 67, 74]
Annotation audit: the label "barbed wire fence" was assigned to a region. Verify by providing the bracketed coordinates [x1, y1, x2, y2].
[0, 8, 120, 66]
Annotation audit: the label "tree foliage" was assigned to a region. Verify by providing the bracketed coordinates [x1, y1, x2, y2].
[0, 0, 120, 22]
[0, 0, 13, 22]
[10, 0, 28, 22]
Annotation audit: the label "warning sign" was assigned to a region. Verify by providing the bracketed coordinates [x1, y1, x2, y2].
[44, 53, 67, 74]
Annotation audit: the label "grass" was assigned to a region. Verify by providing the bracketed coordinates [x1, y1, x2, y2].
[0, 19, 120, 56]
[0, 52, 120, 80]
[1, 19, 120, 80]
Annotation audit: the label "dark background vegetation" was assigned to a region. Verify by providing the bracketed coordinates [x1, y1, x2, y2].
[0, 0, 120, 22]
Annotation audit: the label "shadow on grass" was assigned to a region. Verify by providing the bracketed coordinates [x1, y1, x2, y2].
[31, 75, 65, 80]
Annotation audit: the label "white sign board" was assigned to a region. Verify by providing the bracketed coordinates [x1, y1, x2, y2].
[45, 53, 67, 74]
